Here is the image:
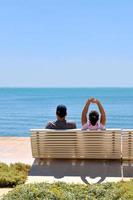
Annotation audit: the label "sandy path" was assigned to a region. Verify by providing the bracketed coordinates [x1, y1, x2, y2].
[0, 137, 34, 164]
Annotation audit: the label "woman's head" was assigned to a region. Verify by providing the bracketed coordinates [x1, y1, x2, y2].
[89, 110, 99, 126]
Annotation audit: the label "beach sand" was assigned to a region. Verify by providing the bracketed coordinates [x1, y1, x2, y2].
[0, 137, 34, 164]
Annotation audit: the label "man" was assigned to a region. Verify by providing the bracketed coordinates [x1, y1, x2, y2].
[45, 104, 77, 129]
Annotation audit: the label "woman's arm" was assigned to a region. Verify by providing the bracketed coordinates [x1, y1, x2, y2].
[81, 98, 94, 126]
[95, 99, 106, 126]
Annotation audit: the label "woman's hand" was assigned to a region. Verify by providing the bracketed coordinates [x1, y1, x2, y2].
[87, 97, 95, 104]
[92, 99, 99, 104]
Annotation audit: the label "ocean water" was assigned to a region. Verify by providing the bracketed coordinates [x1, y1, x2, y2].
[0, 88, 133, 136]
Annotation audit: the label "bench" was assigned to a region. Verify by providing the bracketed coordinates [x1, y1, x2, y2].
[30, 129, 122, 159]
[122, 129, 133, 161]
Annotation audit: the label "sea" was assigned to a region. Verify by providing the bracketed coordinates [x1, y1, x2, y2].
[0, 88, 133, 136]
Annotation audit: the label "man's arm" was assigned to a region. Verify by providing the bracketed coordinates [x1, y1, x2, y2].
[81, 98, 94, 126]
[45, 121, 56, 129]
[74, 123, 77, 129]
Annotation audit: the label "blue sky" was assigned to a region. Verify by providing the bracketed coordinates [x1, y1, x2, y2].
[0, 0, 133, 87]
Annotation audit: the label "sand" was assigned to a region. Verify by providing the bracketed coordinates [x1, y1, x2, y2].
[0, 137, 34, 164]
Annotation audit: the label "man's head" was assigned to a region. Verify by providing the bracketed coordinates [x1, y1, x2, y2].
[89, 110, 99, 126]
[56, 105, 67, 120]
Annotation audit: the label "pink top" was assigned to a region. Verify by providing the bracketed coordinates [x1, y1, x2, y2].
[82, 121, 105, 130]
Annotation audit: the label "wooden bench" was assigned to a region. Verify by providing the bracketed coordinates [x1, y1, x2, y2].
[30, 129, 122, 159]
[122, 129, 133, 161]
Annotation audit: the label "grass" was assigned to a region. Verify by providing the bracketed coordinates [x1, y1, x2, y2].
[0, 163, 31, 187]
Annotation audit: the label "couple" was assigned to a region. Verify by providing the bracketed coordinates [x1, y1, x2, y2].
[45, 98, 106, 130]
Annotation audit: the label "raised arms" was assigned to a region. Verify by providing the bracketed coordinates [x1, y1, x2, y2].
[81, 98, 106, 126]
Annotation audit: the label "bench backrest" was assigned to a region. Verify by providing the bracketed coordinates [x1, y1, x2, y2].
[122, 129, 133, 160]
[30, 129, 121, 159]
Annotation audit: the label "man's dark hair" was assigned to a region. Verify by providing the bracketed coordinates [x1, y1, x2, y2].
[89, 110, 99, 126]
[56, 105, 67, 118]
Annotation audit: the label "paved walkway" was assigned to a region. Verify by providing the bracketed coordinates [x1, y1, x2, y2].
[0, 189, 12, 200]
[27, 158, 133, 184]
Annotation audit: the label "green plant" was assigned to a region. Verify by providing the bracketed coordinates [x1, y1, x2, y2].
[2, 182, 88, 200]
[2, 180, 133, 200]
[0, 162, 31, 187]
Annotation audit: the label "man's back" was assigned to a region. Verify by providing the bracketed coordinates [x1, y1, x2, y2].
[45, 119, 76, 129]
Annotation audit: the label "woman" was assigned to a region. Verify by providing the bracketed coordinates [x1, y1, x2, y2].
[81, 97, 106, 130]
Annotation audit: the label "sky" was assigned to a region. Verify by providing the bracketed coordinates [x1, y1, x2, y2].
[0, 0, 133, 87]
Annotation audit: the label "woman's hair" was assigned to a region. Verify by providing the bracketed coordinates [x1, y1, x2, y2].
[89, 110, 99, 126]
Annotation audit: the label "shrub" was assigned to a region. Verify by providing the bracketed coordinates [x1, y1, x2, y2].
[2, 182, 88, 200]
[0, 163, 31, 187]
[2, 180, 133, 200]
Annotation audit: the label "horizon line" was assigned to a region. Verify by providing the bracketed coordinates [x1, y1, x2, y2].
[0, 86, 133, 89]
